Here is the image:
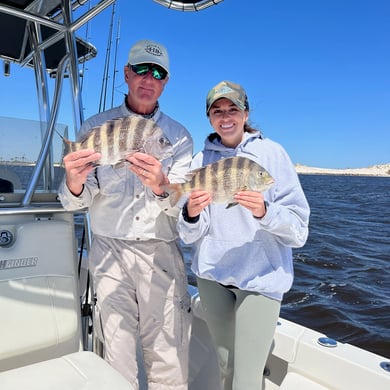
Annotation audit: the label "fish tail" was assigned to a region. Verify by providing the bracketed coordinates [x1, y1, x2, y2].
[165, 183, 183, 207]
[62, 137, 73, 156]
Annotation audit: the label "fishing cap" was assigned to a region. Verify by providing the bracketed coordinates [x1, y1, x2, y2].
[128, 39, 170, 74]
[206, 81, 249, 114]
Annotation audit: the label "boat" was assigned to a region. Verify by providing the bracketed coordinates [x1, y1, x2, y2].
[0, 1, 389, 389]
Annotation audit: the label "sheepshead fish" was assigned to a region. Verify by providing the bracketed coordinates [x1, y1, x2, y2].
[63, 116, 173, 166]
[169, 156, 275, 208]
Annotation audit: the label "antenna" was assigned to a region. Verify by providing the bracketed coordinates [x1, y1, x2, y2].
[111, 16, 121, 109]
[80, 1, 92, 93]
[98, 1, 116, 113]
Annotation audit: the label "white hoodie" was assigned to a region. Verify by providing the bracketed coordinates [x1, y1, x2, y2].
[177, 131, 310, 301]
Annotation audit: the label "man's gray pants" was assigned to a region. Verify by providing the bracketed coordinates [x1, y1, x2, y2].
[90, 235, 191, 389]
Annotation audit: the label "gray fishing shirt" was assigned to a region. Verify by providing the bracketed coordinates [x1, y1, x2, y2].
[58, 101, 193, 242]
[177, 132, 310, 301]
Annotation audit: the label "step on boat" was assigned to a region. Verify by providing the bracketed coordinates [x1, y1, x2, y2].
[0, 1, 389, 389]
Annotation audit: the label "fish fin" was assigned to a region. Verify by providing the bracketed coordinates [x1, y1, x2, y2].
[54, 128, 73, 155]
[226, 202, 239, 209]
[124, 149, 143, 159]
[113, 160, 130, 169]
[182, 167, 203, 182]
[85, 162, 99, 169]
[63, 138, 74, 156]
[56, 132, 73, 164]
[77, 132, 91, 144]
[187, 167, 203, 175]
[225, 187, 247, 209]
[54, 128, 69, 144]
[129, 149, 142, 154]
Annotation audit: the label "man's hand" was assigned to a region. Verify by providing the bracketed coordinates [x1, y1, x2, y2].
[128, 152, 169, 195]
[63, 149, 101, 196]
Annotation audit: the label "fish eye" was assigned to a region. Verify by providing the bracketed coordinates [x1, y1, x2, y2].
[158, 137, 166, 145]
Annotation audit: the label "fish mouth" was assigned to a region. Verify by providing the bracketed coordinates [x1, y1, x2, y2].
[162, 149, 174, 159]
[268, 178, 276, 187]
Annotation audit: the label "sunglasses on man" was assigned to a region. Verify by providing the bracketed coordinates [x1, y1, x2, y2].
[129, 63, 168, 80]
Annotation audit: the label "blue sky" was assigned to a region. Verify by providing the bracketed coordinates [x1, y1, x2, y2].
[1, 0, 389, 168]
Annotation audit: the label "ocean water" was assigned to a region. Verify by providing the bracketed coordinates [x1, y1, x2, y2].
[285, 175, 390, 359]
[3, 166, 389, 358]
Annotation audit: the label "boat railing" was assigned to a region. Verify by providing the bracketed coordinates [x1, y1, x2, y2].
[0, 0, 114, 207]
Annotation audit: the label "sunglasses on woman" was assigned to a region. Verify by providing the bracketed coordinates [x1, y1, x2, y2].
[129, 63, 168, 80]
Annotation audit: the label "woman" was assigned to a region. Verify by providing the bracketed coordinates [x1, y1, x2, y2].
[177, 81, 310, 389]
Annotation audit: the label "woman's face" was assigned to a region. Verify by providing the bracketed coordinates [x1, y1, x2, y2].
[208, 98, 249, 148]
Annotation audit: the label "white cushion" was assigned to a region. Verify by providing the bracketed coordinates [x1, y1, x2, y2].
[0, 351, 133, 390]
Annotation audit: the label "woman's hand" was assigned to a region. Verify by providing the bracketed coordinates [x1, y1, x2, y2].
[187, 190, 212, 218]
[234, 190, 267, 218]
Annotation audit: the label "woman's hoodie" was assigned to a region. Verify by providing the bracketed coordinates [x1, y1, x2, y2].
[177, 131, 310, 301]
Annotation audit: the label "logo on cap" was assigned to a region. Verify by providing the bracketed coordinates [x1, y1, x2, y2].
[144, 44, 163, 57]
[215, 85, 235, 95]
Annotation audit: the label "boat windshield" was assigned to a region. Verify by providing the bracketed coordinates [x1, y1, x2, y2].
[0, 116, 66, 194]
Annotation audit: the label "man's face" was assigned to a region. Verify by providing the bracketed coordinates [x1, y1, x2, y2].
[124, 64, 169, 113]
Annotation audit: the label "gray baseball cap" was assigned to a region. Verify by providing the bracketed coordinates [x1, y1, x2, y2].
[128, 39, 170, 74]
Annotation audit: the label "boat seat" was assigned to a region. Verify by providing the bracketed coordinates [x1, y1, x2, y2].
[279, 372, 329, 389]
[0, 218, 82, 370]
[0, 351, 133, 390]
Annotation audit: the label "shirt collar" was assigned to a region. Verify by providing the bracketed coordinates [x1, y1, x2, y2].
[124, 94, 159, 119]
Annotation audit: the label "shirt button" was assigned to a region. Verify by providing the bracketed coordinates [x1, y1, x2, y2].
[135, 216, 140, 221]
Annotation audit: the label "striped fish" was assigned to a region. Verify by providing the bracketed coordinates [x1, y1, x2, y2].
[63, 116, 173, 166]
[168, 156, 275, 208]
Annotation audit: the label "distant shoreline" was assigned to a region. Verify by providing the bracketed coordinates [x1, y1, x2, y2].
[1, 161, 389, 177]
[295, 163, 390, 177]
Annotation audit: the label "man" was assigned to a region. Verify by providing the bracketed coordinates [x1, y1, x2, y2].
[59, 39, 193, 389]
